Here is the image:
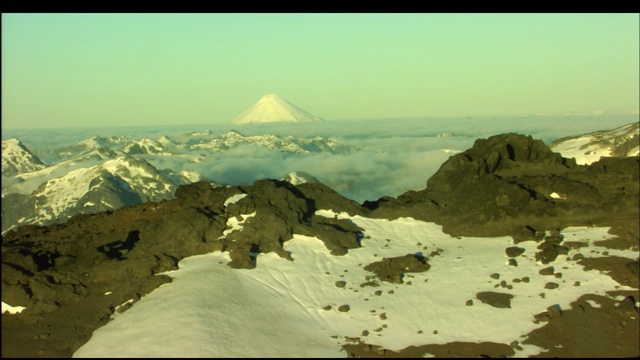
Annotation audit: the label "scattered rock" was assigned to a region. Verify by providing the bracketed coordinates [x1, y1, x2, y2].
[545, 282, 560, 290]
[476, 291, 514, 308]
[363, 253, 430, 284]
[539, 266, 555, 275]
[505, 246, 525, 257]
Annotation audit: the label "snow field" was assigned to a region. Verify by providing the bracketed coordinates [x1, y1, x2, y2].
[71, 205, 638, 357]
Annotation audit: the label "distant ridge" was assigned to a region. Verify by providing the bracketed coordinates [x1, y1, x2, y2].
[230, 93, 323, 124]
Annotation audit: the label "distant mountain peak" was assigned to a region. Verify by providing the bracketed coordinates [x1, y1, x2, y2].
[230, 94, 323, 124]
[282, 171, 321, 186]
[1, 138, 47, 176]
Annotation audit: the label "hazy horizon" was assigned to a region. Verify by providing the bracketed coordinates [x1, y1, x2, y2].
[2, 13, 639, 130]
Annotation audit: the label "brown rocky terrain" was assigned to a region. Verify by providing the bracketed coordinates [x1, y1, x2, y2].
[2, 133, 638, 358]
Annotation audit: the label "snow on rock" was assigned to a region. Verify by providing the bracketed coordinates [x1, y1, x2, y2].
[550, 122, 639, 165]
[1, 301, 26, 314]
[282, 171, 321, 185]
[73, 211, 637, 358]
[230, 93, 324, 124]
[223, 193, 248, 209]
[1, 138, 47, 176]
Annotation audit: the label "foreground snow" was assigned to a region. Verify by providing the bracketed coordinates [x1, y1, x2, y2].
[73, 210, 637, 357]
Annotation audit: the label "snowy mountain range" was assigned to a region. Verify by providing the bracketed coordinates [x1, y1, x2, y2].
[2, 122, 637, 235]
[230, 93, 324, 124]
[549, 122, 639, 165]
[1, 148, 208, 234]
[47, 130, 354, 160]
[1, 128, 355, 233]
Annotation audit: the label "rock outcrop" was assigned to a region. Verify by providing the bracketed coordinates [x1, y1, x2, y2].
[366, 133, 639, 240]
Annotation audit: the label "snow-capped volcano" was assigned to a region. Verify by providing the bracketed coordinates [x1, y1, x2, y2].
[230, 93, 323, 124]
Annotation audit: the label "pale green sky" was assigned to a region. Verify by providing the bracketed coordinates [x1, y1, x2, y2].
[2, 13, 639, 129]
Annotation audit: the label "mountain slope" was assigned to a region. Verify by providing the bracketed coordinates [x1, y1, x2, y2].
[1, 138, 47, 177]
[1, 155, 211, 234]
[230, 93, 323, 124]
[549, 122, 639, 165]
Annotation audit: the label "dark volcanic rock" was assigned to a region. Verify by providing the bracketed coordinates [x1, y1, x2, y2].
[1, 177, 368, 357]
[476, 291, 514, 308]
[367, 133, 639, 240]
[363, 253, 430, 284]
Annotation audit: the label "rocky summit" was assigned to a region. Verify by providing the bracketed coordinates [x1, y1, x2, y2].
[2, 133, 638, 358]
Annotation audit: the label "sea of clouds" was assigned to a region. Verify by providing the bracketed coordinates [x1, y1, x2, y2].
[2, 114, 637, 203]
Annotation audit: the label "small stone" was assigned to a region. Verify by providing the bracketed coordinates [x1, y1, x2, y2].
[508, 258, 518, 267]
[379, 313, 387, 320]
[554, 272, 563, 278]
[545, 282, 560, 290]
[323, 305, 332, 311]
[522, 277, 530, 283]
[539, 266, 555, 275]
[374, 290, 383, 296]
[417, 330, 423, 334]
[338, 304, 350, 312]
[433, 330, 438, 334]
[362, 330, 369, 336]
[513, 278, 521, 283]
[500, 280, 508, 288]
[466, 299, 474, 306]
[490, 273, 500, 279]
[505, 246, 525, 257]
[574, 281, 581, 286]
[335, 280, 347, 288]
[388, 290, 394, 294]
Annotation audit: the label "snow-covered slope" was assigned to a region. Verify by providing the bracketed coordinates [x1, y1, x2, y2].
[1, 138, 47, 177]
[550, 122, 639, 165]
[72, 208, 638, 357]
[230, 93, 323, 124]
[123, 137, 169, 155]
[1, 155, 212, 234]
[282, 171, 321, 185]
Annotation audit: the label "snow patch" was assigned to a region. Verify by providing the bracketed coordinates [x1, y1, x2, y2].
[2, 302, 26, 314]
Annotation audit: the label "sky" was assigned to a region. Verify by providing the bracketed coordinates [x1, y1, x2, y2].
[56, 207, 637, 357]
[2, 13, 639, 129]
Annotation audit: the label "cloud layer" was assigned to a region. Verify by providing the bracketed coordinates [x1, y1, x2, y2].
[3, 114, 637, 203]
